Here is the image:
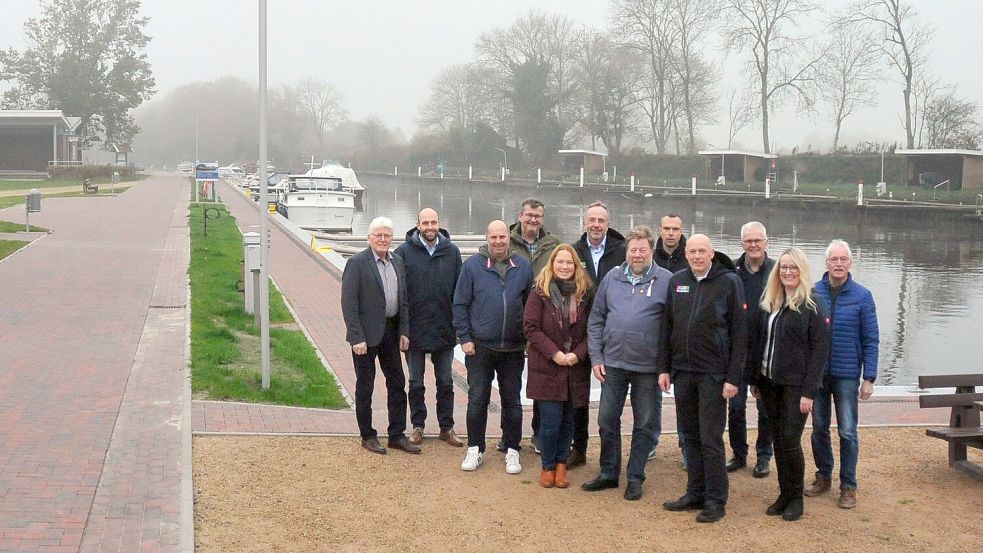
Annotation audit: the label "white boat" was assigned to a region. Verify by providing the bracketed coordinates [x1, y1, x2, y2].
[276, 174, 355, 231]
[308, 163, 365, 210]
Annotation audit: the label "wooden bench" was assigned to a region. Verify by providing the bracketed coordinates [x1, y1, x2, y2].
[918, 373, 983, 478]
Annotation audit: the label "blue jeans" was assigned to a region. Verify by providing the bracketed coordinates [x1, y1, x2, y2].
[405, 349, 455, 431]
[728, 383, 774, 461]
[597, 367, 659, 483]
[464, 345, 524, 453]
[810, 375, 860, 490]
[538, 400, 574, 470]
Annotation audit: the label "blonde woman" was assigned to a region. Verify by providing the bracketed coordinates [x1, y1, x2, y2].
[748, 247, 829, 521]
[523, 245, 594, 488]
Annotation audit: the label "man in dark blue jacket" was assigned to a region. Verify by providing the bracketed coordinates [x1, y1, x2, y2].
[395, 208, 463, 448]
[569, 201, 627, 467]
[806, 239, 879, 510]
[341, 216, 420, 455]
[660, 234, 747, 523]
[727, 221, 776, 478]
[454, 220, 532, 475]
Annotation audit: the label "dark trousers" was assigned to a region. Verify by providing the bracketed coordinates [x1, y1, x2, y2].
[351, 319, 407, 440]
[533, 401, 589, 450]
[539, 400, 574, 470]
[597, 367, 659, 483]
[674, 370, 729, 506]
[465, 345, 524, 452]
[405, 348, 455, 431]
[728, 383, 774, 461]
[759, 380, 808, 499]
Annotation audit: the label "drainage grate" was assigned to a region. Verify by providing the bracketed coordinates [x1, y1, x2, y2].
[150, 304, 187, 309]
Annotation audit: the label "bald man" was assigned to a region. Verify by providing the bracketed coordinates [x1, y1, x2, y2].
[453, 220, 532, 474]
[659, 234, 747, 523]
[395, 208, 463, 447]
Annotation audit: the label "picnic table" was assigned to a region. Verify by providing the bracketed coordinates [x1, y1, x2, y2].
[918, 374, 983, 478]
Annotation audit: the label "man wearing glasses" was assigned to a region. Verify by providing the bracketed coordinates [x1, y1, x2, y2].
[727, 222, 776, 478]
[341, 216, 420, 455]
[807, 239, 879, 509]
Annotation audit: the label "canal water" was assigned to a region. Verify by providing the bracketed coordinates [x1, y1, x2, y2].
[353, 175, 983, 386]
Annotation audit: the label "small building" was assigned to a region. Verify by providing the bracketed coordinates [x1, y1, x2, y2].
[698, 149, 778, 184]
[111, 143, 133, 165]
[894, 149, 983, 191]
[557, 149, 606, 175]
[0, 110, 81, 173]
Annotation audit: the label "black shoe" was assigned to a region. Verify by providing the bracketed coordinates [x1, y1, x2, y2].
[388, 436, 422, 454]
[753, 458, 771, 478]
[361, 437, 386, 455]
[782, 498, 804, 521]
[531, 434, 541, 455]
[696, 504, 726, 523]
[766, 494, 790, 516]
[581, 476, 619, 492]
[567, 448, 587, 468]
[725, 456, 746, 472]
[624, 480, 643, 501]
[663, 494, 705, 512]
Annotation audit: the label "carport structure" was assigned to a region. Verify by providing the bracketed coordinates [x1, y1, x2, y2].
[895, 149, 983, 191]
[0, 110, 81, 173]
[698, 149, 777, 184]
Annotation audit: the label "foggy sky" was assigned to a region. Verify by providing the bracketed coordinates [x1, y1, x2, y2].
[2, 0, 982, 153]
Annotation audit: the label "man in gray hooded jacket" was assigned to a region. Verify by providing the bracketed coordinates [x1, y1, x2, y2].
[581, 225, 672, 501]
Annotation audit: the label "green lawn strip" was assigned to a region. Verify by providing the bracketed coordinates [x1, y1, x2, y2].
[0, 221, 49, 233]
[189, 202, 345, 408]
[0, 239, 30, 260]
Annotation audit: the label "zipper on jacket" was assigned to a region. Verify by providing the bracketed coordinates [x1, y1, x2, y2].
[685, 278, 703, 365]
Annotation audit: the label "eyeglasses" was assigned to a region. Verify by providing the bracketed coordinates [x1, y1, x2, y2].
[522, 213, 543, 220]
[741, 239, 766, 246]
[826, 256, 851, 264]
[779, 265, 800, 273]
[370, 232, 393, 240]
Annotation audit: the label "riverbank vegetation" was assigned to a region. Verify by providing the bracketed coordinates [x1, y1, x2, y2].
[188, 203, 346, 408]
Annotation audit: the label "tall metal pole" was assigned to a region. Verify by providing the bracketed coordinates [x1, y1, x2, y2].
[258, 0, 271, 389]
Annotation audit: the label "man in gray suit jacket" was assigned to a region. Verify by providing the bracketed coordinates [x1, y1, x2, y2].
[341, 216, 420, 455]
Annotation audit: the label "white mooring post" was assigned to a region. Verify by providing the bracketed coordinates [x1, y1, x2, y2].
[468, 165, 473, 180]
[691, 177, 697, 195]
[537, 167, 541, 183]
[501, 166, 506, 181]
[394, 166, 398, 176]
[579, 167, 584, 187]
[765, 178, 771, 199]
[857, 180, 864, 206]
[630, 175, 635, 192]
[418, 166, 422, 177]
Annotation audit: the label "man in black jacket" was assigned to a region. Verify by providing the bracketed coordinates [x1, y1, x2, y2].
[341, 216, 420, 455]
[569, 201, 626, 467]
[395, 208, 464, 448]
[727, 221, 776, 478]
[654, 213, 687, 274]
[660, 234, 747, 523]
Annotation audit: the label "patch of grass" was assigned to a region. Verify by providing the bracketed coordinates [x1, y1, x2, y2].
[0, 239, 29, 260]
[189, 202, 345, 408]
[0, 220, 49, 233]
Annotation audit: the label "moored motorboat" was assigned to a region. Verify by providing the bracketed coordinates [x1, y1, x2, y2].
[276, 174, 355, 231]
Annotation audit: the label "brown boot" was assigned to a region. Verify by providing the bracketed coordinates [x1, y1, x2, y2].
[539, 469, 556, 488]
[804, 475, 831, 497]
[838, 487, 856, 509]
[554, 463, 569, 489]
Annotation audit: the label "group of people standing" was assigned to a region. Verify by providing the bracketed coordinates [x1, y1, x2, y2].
[341, 198, 879, 524]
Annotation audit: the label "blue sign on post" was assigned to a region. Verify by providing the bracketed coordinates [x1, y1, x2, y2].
[196, 171, 219, 180]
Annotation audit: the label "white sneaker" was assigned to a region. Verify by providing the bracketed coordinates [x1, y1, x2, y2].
[461, 446, 482, 471]
[505, 448, 522, 474]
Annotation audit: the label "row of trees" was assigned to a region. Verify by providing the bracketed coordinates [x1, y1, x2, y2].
[417, 0, 981, 167]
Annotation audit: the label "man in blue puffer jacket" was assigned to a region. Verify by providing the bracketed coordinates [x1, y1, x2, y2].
[806, 239, 879, 510]
[454, 220, 532, 475]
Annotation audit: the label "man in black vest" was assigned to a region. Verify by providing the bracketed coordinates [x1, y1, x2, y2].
[341, 216, 420, 455]
[395, 208, 464, 448]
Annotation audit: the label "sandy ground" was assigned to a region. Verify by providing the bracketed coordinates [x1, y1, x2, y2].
[193, 427, 982, 552]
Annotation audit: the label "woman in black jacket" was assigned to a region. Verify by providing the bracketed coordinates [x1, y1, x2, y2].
[749, 247, 829, 521]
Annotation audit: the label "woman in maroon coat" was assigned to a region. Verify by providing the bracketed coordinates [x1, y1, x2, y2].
[523, 245, 594, 489]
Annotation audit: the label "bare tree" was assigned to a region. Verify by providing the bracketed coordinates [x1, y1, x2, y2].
[923, 87, 981, 149]
[725, 87, 756, 148]
[851, 0, 934, 149]
[666, 0, 718, 153]
[294, 77, 347, 148]
[612, 0, 680, 154]
[721, 0, 824, 153]
[571, 29, 641, 154]
[820, 19, 880, 152]
[417, 63, 496, 133]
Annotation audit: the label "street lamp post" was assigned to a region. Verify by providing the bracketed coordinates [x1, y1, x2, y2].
[494, 147, 507, 180]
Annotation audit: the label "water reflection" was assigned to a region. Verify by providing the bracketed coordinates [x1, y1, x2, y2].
[355, 176, 983, 385]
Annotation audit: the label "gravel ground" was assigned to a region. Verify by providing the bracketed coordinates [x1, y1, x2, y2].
[193, 427, 982, 552]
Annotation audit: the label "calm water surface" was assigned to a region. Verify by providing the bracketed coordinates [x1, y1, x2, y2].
[351, 176, 983, 386]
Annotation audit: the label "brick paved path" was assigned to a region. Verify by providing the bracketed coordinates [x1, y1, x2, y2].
[0, 175, 191, 553]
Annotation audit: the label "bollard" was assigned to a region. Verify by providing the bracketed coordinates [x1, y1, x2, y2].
[579, 167, 584, 188]
[501, 166, 505, 182]
[394, 166, 398, 176]
[112, 171, 119, 194]
[857, 180, 864, 206]
[242, 232, 261, 315]
[691, 177, 697, 196]
[537, 167, 541, 184]
[630, 175, 635, 192]
[469, 165, 473, 180]
[418, 166, 422, 177]
[765, 178, 770, 199]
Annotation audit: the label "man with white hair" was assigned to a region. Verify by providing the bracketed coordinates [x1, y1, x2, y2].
[806, 239, 879, 509]
[341, 216, 420, 455]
